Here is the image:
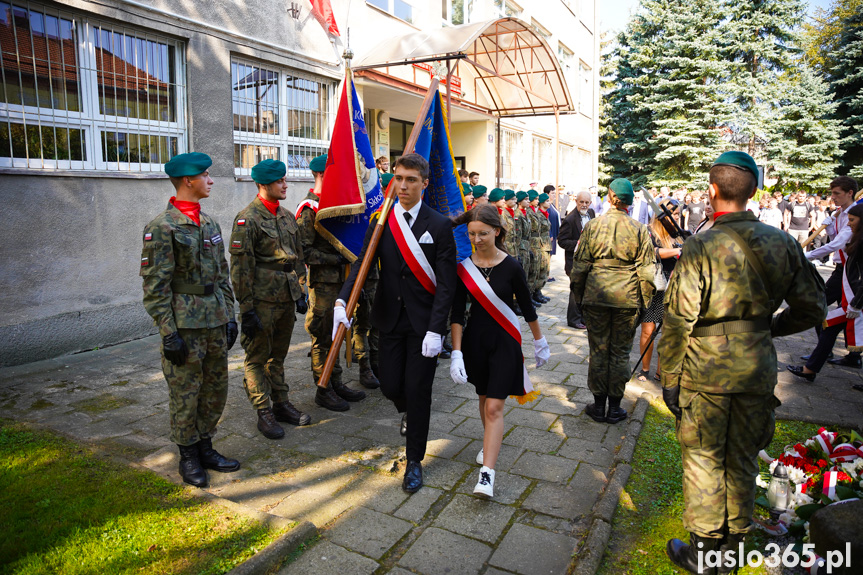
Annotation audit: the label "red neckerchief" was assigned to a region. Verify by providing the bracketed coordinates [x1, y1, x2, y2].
[170, 196, 201, 226]
[520, 207, 527, 215]
[539, 208, 549, 218]
[505, 207, 515, 217]
[498, 207, 503, 215]
[714, 211, 732, 220]
[530, 205, 537, 212]
[258, 194, 279, 216]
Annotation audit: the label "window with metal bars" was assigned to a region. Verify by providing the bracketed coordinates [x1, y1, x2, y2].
[0, 1, 186, 171]
[232, 58, 336, 179]
[500, 127, 522, 187]
[531, 136, 553, 185]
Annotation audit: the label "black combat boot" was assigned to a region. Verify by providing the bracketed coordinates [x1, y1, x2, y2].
[256, 407, 285, 439]
[537, 289, 550, 303]
[606, 396, 628, 424]
[273, 400, 311, 426]
[177, 443, 208, 487]
[585, 394, 607, 422]
[315, 385, 350, 411]
[359, 358, 380, 389]
[198, 437, 240, 472]
[716, 532, 744, 575]
[666, 533, 722, 575]
[531, 293, 543, 307]
[332, 380, 366, 402]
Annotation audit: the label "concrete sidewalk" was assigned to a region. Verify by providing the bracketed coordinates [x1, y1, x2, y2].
[1, 254, 860, 575]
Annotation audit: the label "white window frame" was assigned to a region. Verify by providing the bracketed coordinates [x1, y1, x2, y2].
[442, 0, 469, 26]
[231, 57, 337, 180]
[532, 136, 553, 185]
[494, 0, 522, 19]
[366, 0, 417, 24]
[499, 127, 523, 187]
[0, 1, 187, 172]
[578, 60, 593, 117]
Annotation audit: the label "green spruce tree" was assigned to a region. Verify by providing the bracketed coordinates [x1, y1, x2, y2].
[828, 4, 863, 178]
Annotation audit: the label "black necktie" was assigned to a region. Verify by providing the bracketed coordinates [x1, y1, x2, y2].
[404, 212, 412, 227]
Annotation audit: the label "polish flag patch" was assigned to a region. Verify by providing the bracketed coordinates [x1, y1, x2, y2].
[231, 240, 242, 249]
[141, 256, 150, 267]
[144, 232, 153, 241]
[237, 219, 246, 226]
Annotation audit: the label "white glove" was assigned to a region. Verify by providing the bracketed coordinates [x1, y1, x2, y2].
[450, 350, 468, 384]
[332, 305, 353, 341]
[847, 306, 861, 320]
[422, 331, 443, 357]
[534, 336, 550, 368]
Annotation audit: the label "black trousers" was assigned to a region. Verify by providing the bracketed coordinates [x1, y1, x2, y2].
[567, 291, 583, 325]
[816, 265, 861, 359]
[378, 308, 436, 462]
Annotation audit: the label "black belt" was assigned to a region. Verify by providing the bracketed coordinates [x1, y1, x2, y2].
[594, 258, 634, 268]
[257, 261, 294, 273]
[171, 282, 214, 296]
[691, 318, 771, 337]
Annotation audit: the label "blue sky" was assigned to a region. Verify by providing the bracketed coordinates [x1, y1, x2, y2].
[600, 0, 834, 34]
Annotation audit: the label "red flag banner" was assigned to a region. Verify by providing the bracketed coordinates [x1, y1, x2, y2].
[310, 0, 340, 36]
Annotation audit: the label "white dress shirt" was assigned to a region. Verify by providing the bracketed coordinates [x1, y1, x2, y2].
[807, 209, 850, 264]
[394, 200, 422, 229]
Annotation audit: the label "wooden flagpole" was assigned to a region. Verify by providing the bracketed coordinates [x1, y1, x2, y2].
[318, 79, 441, 389]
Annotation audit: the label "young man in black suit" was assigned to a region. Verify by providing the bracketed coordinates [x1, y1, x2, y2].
[558, 191, 595, 329]
[334, 153, 457, 493]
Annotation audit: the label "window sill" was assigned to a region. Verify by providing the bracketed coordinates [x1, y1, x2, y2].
[0, 168, 168, 179]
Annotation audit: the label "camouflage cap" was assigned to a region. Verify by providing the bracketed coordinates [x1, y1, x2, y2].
[609, 178, 634, 205]
[712, 151, 759, 182]
[488, 188, 505, 202]
[309, 154, 327, 173]
[251, 158, 287, 185]
[165, 152, 212, 178]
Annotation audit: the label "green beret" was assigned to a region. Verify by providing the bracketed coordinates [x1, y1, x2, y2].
[609, 178, 634, 205]
[251, 159, 286, 185]
[538, 193, 550, 204]
[516, 191, 528, 202]
[473, 185, 488, 197]
[488, 188, 505, 202]
[462, 183, 473, 197]
[528, 189, 539, 200]
[712, 151, 759, 183]
[309, 154, 327, 173]
[381, 172, 394, 188]
[165, 152, 212, 178]
[504, 189, 515, 200]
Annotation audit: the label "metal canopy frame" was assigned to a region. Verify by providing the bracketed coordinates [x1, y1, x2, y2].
[354, 18, 573, 117]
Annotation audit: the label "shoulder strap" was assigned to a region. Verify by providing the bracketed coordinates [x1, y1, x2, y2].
[715, 223, 771, 294]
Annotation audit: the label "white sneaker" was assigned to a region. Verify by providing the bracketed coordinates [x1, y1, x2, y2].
[476, 448, 484, 465]
[473, 466, 495, 498]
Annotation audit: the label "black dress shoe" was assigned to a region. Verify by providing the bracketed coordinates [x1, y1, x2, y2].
[801, 352, 832, 361]
[400, 413, 408, 436]
[666, 534, 721, 575]
[828, 355, 863, 368]
[787, 365, 816, 382]
[177, 443, 208, 487]
[403, 460, 423, 493]
[197, 437, 240, 472]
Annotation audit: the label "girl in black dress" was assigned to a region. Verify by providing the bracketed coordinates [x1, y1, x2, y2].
[449, 205, 550, 498]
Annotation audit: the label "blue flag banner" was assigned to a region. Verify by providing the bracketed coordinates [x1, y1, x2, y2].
[315, 69, 384, 261]
[414, 90, 471, 262]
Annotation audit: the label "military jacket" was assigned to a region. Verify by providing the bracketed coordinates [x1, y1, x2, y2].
[657, 211, 826, 395]
[500, 208, 519, 255]
[570, 207, 655, 309]
[538, 210, 551, 250]
[229, 197, 305, 313]
[518, 209, 531, 250]
[296, 191, 353, 285]
[140, 202, 234, 337]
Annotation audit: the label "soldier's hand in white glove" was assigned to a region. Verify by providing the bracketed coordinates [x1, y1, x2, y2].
[847, 305, 861, 320]
[449, 350, 468, 384]
[534, 336, 550, 367]
[332, 304, 353, 341]
[422, 331, 443, 357]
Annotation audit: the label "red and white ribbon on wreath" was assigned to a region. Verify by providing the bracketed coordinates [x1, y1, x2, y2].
[830, 443, 863, 462]
[389, 208, 436, 295]
[457, 257, 538, 403]
[822, 470, 839, 499]
[815, 428, 836, 455]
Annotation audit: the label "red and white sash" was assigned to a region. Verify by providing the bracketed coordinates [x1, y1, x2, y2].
[294, 196, 319, 220]
[388, 208, 436, 295]
[823, 250, 863, 351]
[457, 257, 539, 404]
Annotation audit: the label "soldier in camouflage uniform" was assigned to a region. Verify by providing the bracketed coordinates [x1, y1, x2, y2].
[570, 178, 655, 424]
[516, 192, 532, 292]
[500, 190, 520, 256]
[140, 152, 240, 488]
[536, 192, 553, 302]
[659, 152, 826, 575]
[296, 155, 367, 411]
[526, 190, 546, 306]
[230, 159, 311, 440]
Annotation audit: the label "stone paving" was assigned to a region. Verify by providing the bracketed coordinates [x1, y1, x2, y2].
[1, 255, 861, 575]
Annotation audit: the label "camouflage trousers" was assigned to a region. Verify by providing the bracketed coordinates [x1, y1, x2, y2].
[304, 282, 342, 385]
[538, 247, 551, 289]
[352, 278, 379, 366]
[518, 247, 531, 282]
[161, 326, 228, 446]
[528, 240, 543, 292]
[240, 299, 296, 410]
[583, 305, 640, 398]
[678, 389, 779, 538]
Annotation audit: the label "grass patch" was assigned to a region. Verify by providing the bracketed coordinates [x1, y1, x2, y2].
[597, 400, 841, 575]
[71, 393, 134, 414]
[0, 420, 289, 574]
[29, 399, 54, 410]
